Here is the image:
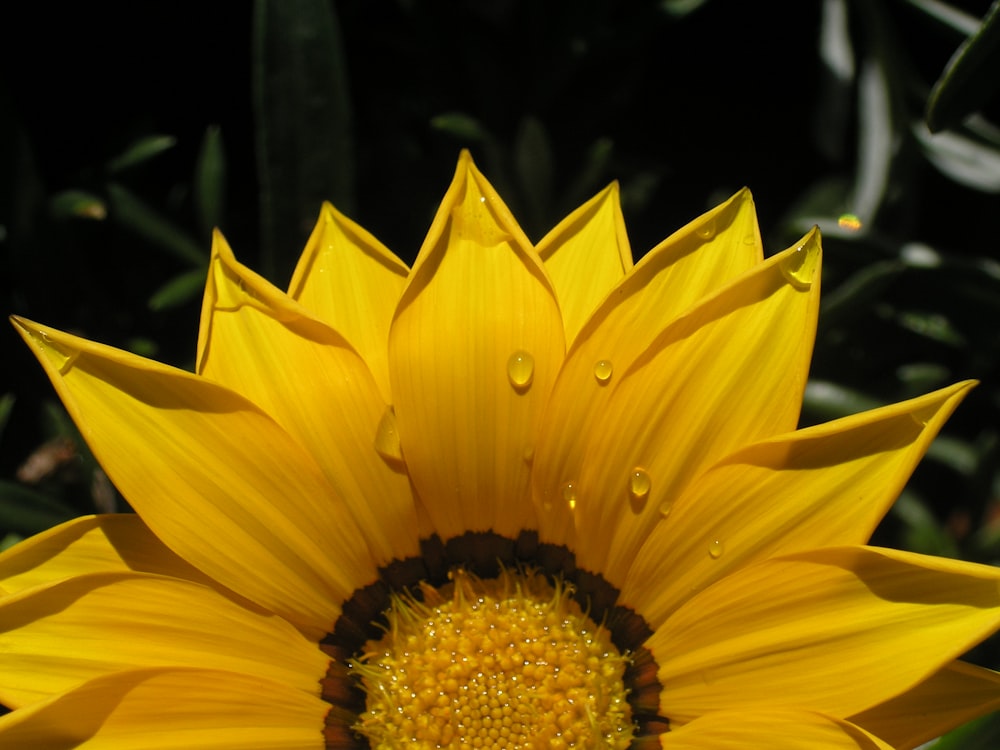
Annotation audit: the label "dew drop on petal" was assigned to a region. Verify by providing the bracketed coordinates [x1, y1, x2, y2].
[657, 501, 673, 519]
[58, 352, 80, 376]
[34, 331, 78, 375]
[696, 219, 716, 240]
[779, 245, 815, 290]
[837, 213, 862, 232]
[562, 481, 578, 510]
[628, 467, 651, 502]
[708, 539, 724, 559]
[593, 359, 613, 385]
[910, 404, 936, 427]
[374, 405, 405, 465]
[523, 446, 535, 464]
[507, 350, 534, 392]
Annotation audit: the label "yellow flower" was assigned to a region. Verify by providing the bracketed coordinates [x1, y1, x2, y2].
[2, 151, 1000, 749]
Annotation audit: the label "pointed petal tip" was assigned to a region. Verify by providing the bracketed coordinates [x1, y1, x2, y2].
[209, 228, 234, 262]
[10, 318, 84, 377]
[9, 313, 28, 333]
[776, 229, 822, 290]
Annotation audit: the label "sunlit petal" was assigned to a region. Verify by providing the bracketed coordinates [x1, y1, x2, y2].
[288, 202, 409, 400]
[0, 515, 212, 595]
[0, 572, 327, 708]
[652, 546, 1000, 723]
[622, 381, 974, 626]
[849, 660, 1000, 749]
[538, 232, 820, 583]
[535, 182, 632, 345]
[660, 709, 892, 749]
[388, 151, 564, 539]
[12, 317, 374, 636]
[0, 668, 327, 749]
[197, 231, 419, 565]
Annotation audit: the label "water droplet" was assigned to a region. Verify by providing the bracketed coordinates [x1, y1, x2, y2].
[58, 351, 80, 376]
[742, 233, 757, 246]
[593, 359, 613, 385]
[657, 501, 673, 519]
[628, 467, 651, 501]
[523, 446, 535, 464]
[507, 350, 534, 392]
[696, 219, 716, 240]
[837, 213, 862, 232]
[910, 405, 936, 427]
[562, 481, 577, 510]
[374, 406, 405, 465]
[708, 539, 724, 559]
[779, 244, 815, 291]
[34, 330, 78, 374]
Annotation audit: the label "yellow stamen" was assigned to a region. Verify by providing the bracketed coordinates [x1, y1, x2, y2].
[352, 568, 633, 749]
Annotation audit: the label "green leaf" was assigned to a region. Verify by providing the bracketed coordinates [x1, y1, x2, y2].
[430, 112, 491, 142]
[121, 339, 157, 360]
[194, 125, 227, 238]
[0, 393, 13, 441]
[659, 0, 711, 18]
[561, 136, 614, 212]
[107, 182, 206, 265]
[895, 309, 966, 346]
[48, 190, 107, 221]
[925, 434, 980, 476]
[927, 711, 1000, 749]
[896, 362, 952, 393]
[914, 122, 1000, 192]
[820, 260, 906, 325]
[106, 135, 177, 174]
[253, 0, 355, 285]
[927, 1, 1000, 132]
[801, 380, 883, 421]
[851, 56, 894, 224]
[514, 116, 554, 236]
[148, 268, 209, 311]
[892, 490, 960, 557]
[0, 480, 76, 535]
[905, 0, 980, 36]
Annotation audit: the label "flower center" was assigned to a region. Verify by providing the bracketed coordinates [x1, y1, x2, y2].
[351, 568, 634, 749]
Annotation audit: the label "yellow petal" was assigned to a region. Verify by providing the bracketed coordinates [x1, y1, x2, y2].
[850, 660, 1000, 749]
[622, 381, 975, 627]
[651, 546, 1000, 724]
[12, 317, 375, 636]
[287, 202, 409, 400]
[535, 182, 632, 345]
[532, 189, 763, 548]
[0, 668, 327, 749]
[197, 232, 419, 566]
[0, 572, 328, 708]
[0, 515, 213, 595]
[388, 151, 564, 539]
[660, 709, 892, 749]
[537, 232, 820, 583]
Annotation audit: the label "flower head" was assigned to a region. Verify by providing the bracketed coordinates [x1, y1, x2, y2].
[3, 152, 999, 748]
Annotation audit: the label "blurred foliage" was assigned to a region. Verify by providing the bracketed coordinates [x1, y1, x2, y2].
[1, 0, 1000, 740]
